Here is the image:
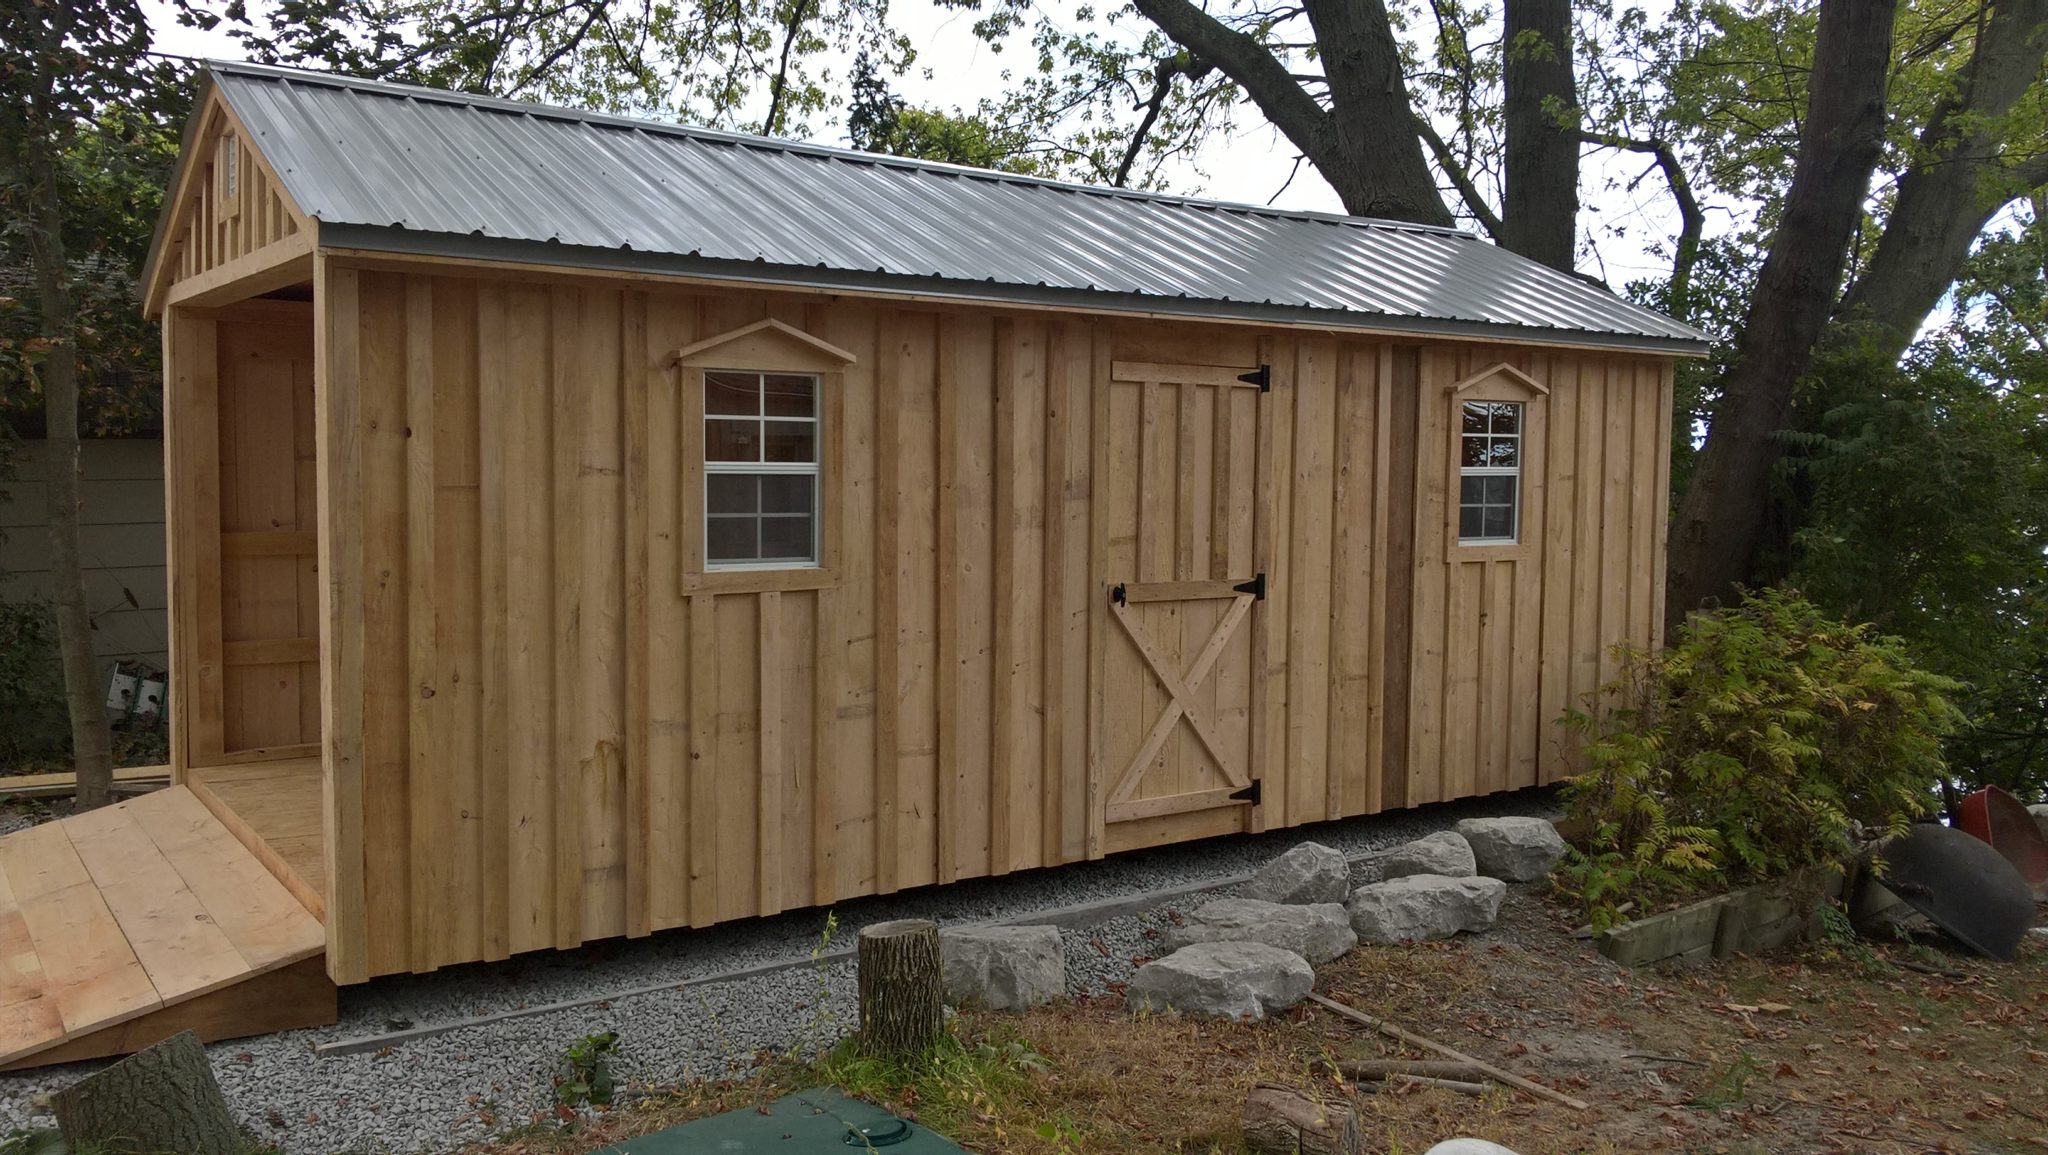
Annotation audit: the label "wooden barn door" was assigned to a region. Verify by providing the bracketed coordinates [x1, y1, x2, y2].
[1093, 358, 1271, 848]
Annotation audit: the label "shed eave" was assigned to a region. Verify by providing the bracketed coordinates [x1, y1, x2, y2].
[313, 224, 1715, 358]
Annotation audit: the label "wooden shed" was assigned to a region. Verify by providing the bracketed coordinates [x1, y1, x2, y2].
[0, 61, 1706, 1065]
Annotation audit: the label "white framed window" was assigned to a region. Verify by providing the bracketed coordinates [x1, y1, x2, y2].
[703, 369, 820, 568]
[1459, 400, 1522, 543]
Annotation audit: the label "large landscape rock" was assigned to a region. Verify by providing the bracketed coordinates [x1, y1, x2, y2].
[1125, 942, 1314, 1020]
[940, 926, 1064, 1010]
[1454, 817, 1568, 882]
[1347, 875, 1507, 944]
[2031, 803, 2048, 844]
[1240, 841, 1351, 905]
[1162, 898, 1358, 965]
[1378, 831, 1476, 880]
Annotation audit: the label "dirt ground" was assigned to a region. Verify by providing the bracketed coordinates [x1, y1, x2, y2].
[488, 889, 2048, 1155]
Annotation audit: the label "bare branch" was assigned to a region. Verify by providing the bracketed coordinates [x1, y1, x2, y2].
[1577, 128, 1703, 318]
[1415, 114, 1503, 240]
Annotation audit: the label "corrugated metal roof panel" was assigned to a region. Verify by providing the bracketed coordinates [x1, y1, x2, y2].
[210, 61, 1710, 354]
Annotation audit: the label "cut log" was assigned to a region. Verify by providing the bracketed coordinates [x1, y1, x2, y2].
[51, 1030, 242, 1155]
[1241, 1083, 1362, 1155]
[857, 919, 944, 1058]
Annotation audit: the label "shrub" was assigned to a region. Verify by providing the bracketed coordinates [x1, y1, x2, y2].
[1556, 587, 1961, 929]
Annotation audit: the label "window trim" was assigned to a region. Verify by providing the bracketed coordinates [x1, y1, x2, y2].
[674, 319, 851, 595]
[1441, 361, 1547, 563]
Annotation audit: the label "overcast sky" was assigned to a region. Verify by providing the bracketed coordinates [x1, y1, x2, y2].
[146, 0, 1690, 291]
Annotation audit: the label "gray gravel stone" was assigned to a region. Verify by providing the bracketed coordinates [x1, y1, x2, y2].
[1126, 942, 1313, 1020]
[1239, 841, 1350, 905]
[0, 787, 1557, 1154]
[1455, 817, 1568, 882]
[1377, 831, 1476, 880]
[1161, 898, 1356, 965]
[1347, 875, 1506, 943]
[941, 926, 1064, 1010]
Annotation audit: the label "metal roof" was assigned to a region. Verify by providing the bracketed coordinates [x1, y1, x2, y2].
[203, 61, 1709, 355]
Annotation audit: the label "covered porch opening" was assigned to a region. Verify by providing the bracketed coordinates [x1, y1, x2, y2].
[164, 290, 326, 925]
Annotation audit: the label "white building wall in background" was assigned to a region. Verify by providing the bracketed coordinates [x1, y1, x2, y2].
[0, 439, 169, 681]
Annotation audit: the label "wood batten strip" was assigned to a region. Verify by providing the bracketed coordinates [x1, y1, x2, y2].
[622, 291, 653, 939]
[686, 593, 718, 924]
[221, 531, 316, 558]
[476, 283, 514, 960]
[756, 590, 784, 915]
[314, 257, 368, 985]
[402, 276, 439, 973]
[873, 316, 902, 895]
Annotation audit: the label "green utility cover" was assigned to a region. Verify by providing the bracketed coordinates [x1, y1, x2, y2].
[598, 1087, 966, 1153]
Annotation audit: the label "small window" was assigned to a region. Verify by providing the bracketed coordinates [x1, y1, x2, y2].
[1458, 400, 1521, 543]
[703, 369, 820, 567]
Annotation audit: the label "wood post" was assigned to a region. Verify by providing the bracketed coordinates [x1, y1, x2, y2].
[52, 1030, 242, 1154]
[1241, 1084, 1361, 1155]
[856, 918, 943, 1058]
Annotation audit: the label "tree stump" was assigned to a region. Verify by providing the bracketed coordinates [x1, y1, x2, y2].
[1242, 1083, 1362, 1155]
[857, 918, 944, 1058]
[52, 1030, 242, 1155]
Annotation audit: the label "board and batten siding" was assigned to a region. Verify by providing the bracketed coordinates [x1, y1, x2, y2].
[313, 257, 1673, 983]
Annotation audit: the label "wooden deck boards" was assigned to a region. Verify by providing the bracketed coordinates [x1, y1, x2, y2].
[0, 786, 325, 1068]
[187, 757, 325, 917]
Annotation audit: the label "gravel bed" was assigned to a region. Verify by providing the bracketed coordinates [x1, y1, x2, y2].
[0, 788, 1556, 1154]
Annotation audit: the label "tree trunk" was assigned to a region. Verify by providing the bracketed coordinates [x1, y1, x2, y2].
[22, 42, 114, 812]
[856, 919, 943, 1058]
[1832, 0, 2048, 362]
[1126, 0, 1452, 226]
[52, 1030, 243, 1155]
[1500, 0, 1579, 272]
[1241, 1084, 1362, 1155]
[1663, 0, 1900, 636]
[1300, 0, 1454, 224]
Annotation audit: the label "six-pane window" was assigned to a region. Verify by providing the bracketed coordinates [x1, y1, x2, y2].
[1458, 400, 1521, 543]
[704, 370, 819, 566]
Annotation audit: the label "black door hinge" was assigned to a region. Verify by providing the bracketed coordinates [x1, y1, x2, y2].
[1110, 582, 1127, 606]
[1229, 779, 1262, 805]
[1232, 572, 1266, 600]
[1237, 364, 1271, 392]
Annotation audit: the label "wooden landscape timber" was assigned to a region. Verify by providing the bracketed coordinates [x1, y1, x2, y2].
[0, 766, 170, 800]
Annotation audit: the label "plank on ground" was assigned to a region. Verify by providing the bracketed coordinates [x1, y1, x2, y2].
[0, 823, 160, 1041]
[61, 802, 251, 1004]
[124, 788, 324, 970]
[0, 866, 63, 1058]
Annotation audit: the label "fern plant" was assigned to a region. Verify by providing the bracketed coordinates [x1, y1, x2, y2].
[1556, 587, 1960, 930]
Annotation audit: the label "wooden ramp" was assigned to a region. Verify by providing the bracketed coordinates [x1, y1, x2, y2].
[0, 786, 332, 1070]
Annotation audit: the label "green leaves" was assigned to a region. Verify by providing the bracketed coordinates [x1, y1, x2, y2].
[1556, 587, 1958, 929]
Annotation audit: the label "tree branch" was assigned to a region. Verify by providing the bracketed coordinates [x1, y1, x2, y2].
[1576, 129, 1703, 319]
[1115, 54, 1213, 188]
[762, 0, 814, 137]
[1414, 114, 1503, 240]
[1127, 0, 1336, 177]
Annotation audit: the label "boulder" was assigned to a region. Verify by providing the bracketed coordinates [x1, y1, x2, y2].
[939, 925, 1064, 1010]
[1162, 898, 1358, 965]
[1347, 875, 1506, 944]
[1126, 942, 1314, 1020]
[1241, 842, 1351, 905]
[1454, 817, 1568, 882]
[1425, 1142, 1523, 1155]
[2031, 803, 2048, 844]
[1378, 831, 1476, 880]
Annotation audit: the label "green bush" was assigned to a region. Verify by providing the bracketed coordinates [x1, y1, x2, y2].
[0, 597, 71, 772]
[1556, 587, 1961, 929]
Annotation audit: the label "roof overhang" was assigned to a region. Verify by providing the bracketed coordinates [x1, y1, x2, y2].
[316, 223, 1715, 358]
